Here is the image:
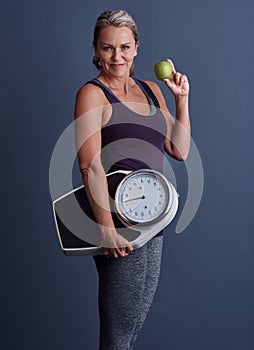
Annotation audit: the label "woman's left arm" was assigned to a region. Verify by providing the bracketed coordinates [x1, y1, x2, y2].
[145, 59, 191, 161]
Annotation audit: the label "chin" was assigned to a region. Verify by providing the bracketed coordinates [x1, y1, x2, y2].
[109, 64, 129, 75]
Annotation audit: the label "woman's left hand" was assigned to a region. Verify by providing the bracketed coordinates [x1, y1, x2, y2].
[163, 59, 190, 98]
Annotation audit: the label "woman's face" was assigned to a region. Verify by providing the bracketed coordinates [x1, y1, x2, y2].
[95, 26, 138, 78]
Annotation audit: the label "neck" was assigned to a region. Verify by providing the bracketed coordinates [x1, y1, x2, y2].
[97, 73, 134, 94]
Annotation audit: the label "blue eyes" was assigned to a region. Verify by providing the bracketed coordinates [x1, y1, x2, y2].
[103, 45, 130, 51]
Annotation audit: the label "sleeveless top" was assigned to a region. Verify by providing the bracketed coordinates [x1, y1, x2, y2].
[86, 78, 167, 174]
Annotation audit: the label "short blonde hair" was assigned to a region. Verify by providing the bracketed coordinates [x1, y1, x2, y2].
[92, 10, 139, 76]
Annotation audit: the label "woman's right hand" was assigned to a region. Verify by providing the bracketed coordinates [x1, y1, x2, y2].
[100, 228, 133, 258]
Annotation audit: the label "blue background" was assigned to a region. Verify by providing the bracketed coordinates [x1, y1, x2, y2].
[1, 0, 254, 349]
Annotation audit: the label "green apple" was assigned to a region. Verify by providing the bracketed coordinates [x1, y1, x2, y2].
[154, 61, 173, 80]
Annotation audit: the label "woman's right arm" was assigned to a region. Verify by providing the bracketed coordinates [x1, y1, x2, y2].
[74, 84, 133, 258]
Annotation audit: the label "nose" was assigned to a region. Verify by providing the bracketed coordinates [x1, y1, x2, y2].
[112, 48, 122, 61]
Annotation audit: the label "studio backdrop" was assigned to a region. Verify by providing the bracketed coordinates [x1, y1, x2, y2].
[1, 0, 254, 349]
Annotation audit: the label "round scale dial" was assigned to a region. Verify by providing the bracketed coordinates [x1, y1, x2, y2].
[115, 169, 173, 225]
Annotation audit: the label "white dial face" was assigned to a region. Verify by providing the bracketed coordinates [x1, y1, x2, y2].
[115, 170, 170, 225]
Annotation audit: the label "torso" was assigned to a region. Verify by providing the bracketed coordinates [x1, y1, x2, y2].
[85, 77, 167, 173]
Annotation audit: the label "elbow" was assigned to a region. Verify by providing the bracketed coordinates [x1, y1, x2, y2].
[79, 161, 104, 184]
[175, 150, 190, 161]
[173, 153, 188, 162]
[170, 144, 190, 162]
[80, 165, 90, 182]
[79, 165, 93, 188]
[165, 139, 190, 162]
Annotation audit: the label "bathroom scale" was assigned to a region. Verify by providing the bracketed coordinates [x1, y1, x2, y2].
[52, 169, 179, 256]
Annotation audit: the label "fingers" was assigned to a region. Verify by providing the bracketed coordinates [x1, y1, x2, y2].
[101, 239, 133, 259]
[164, 58, 189, 86]
[174, 72, 181, 85]
[180, 74, 188, 86]
[164, 72, 189, 91]
[166, 58, 176, 73]
[102, 247, 130, 258]
[101, 247, 111, 258]
[126, 244, 133, 253]
[101, 231, 134, 258]
[173, 73, 188, 86]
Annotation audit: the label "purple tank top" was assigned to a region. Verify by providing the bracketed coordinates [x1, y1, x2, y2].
[86, 78, 167, 174]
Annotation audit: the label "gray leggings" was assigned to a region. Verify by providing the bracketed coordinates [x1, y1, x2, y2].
[93, 235, 163, 350]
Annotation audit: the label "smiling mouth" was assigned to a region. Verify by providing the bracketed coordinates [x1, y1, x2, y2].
[110, 64, 125, 68]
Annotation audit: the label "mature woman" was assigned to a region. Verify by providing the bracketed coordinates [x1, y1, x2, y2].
[74, 10, 190, 350]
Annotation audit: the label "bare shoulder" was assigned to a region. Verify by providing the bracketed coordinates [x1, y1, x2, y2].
[143, 79, 160, 91]
[74, 82, 107, 119]
[143, 80, 168, 111]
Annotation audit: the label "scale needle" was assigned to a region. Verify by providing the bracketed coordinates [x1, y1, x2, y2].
[123, 195, 146, 203]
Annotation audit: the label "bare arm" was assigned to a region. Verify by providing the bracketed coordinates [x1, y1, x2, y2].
[144, 59, 191, 161]
[74, 84, 133, 258]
